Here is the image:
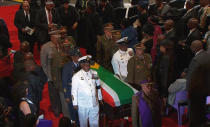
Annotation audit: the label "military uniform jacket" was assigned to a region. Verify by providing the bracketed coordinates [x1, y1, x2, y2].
[127, 53, 152, 85]
[111, 48, 133, 78]
[96, 35, 115, 72]
[40, 41, 56, 81]
[72, 69, 102, 108]
[51, 47, 64, 91]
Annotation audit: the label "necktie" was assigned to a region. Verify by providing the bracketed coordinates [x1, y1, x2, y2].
[48, 10, 52, 24]
[25, 12, 30, 25]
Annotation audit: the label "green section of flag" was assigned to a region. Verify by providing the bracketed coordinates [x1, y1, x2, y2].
[92, 66, 134, 105]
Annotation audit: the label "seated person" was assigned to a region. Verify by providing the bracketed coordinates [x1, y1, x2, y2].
[168, 70, 187, 106]
[132, 80, 161, 127]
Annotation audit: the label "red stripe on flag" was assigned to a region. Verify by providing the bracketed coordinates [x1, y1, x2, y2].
[101, 88, 115, 107]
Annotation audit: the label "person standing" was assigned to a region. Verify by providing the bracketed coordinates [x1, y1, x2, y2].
[40, 30, 61, 117]
[14, 1, 36, 52]
[96, 23, 115, 72]
[71, 55, 103, 127]
[111, 37, 133, 80]
[58, 0, 79, 40]
[127, 43, 152, 90]
[77, 1, 103, 58]
[35, 0, 60, 48]
[62, 48, 81, 125]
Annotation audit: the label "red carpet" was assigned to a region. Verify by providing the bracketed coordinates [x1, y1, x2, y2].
[0, 4, 188, 127]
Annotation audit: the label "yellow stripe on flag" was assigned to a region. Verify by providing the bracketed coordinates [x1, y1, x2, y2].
[13, 0, 22, 2]
[90, 63, 100, 69]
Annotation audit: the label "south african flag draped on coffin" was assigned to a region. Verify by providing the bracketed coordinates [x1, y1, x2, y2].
[91, 63, 138, 107]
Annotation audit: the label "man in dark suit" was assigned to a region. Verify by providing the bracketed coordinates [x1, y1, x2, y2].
[164, 19, 177, 43]
[185, 18, 202, 46]
[35, 0, 61, 47]
[187, 40, 207, 89]
[14, 1, 36, 52]
[58, 0, 79, 41]
[62, 48, 81, 126]
[176, 1, 196, 40]
[97, 0, 114, 24]
[187, 40, 210, 126]
[77, 1, 103, 58]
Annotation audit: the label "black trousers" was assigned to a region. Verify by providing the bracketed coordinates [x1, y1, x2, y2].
[189, 93, 207, 127]
[48, 81, 61, 117]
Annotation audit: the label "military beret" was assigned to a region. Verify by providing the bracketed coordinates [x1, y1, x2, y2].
[46, 0, 54, 5]
[116, 37, 129, 45]
[63, 0, 70, 4]
[134, 43, 145, 50]
[78, 55, 92, 63]
[138, 1, 148, 9]
[70, 47, 82, 56]
[48, 30, 61, 35]
[140, 80, 153, 86]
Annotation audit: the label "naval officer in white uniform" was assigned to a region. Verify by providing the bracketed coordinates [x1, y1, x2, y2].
[111, 37, 134, 80]
[71, 55, 103, 127]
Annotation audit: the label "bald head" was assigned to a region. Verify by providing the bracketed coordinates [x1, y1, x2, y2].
[164, 19, 174, 31]
[187, 18, 199, 29]
[190, 40, 203, 53]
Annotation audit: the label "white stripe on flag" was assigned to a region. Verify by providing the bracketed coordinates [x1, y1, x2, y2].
[100, 80, 121, 107]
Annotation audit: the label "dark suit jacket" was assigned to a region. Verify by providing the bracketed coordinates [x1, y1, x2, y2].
[14, 9, 35, 42]
[165, 29, 177, 43]
[176, 8, 198, 39]
[35, 8, 60, 43]
[186, 50, 208, 89]
[185, 28, 202, 46]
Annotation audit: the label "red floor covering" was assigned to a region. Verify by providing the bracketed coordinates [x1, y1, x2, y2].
[0, 4, 189, 127]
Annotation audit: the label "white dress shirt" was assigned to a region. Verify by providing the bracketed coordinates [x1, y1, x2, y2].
[72, 69, 102, 108]
[111, 48, 133, 79]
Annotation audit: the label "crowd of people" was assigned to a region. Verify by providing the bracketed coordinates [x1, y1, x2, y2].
[0, 0, 210, 126]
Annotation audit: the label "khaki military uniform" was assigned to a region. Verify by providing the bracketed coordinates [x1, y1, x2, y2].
[51, 45, 70, 117]
[111, 30, 121, 54]
[96, 35, 115, 72]
[127, 53, 152, 90]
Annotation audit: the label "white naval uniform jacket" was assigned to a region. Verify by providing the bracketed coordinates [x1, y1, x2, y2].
[71, 69, 102, 108]
[111, 48, 133, 78]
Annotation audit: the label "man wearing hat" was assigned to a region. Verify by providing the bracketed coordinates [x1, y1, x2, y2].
[111, 37, 133, 80]
[35, 0, 61, 47]
[62, 47, 81, 125]
[14, 1, 36, 53]
[127, 43, 152, 90]
[96, 23, 115, 72]
[71, 55, 103, 127]
[40, 30, 61, 117]
[132, 80, 161, 127]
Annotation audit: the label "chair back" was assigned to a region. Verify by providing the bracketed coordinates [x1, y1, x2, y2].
[173, 90, 187, 108]
[37, 119, 53, 127]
